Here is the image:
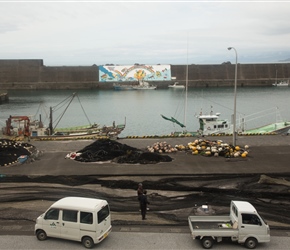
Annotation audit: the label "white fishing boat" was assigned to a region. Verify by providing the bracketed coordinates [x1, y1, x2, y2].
[113, 80, 157, 90]
[132, 80, 157, 90]
[197, 110, 233, 135]
[272, 80, 289, 87]
[197, 107, 290, 136]
[162, 47, 290, 137]
[168, 82, 185, 89]
[162, 96, 290, 136]
[113, 83, 135, 90]
[272, 70, 289, 86]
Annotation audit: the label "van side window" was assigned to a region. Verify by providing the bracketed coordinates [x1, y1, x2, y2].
[63, 210, 78, 223]
[242, 213, 261, 225]
[98, 205, 110, 224]
[45, 208, 59, 220]
[80, 212, 93, 224]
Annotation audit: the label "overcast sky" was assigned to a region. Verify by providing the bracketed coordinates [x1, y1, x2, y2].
[1, 0, 290, 66]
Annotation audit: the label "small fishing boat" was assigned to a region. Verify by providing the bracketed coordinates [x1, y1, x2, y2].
[113, 83, 135, 90]
[272, 80, 289, 87]
[196, 107, 290, 135]
[197, 111, 232, 135]
[168, 82, 185, 89]
[0, 92, 9, 104]
[113, 80, 157, 90]
[132, 80, 157, 90]
[272, 70, 289, 86]
[2, 93, 126, 140]
[163, 107, 290, 137]
[53, 122, 126, 139]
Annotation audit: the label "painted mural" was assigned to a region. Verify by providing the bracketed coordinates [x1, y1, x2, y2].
[99, 64, 171, 82]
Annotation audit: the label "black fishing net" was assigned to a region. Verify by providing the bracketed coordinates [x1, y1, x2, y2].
[74, 139, 172, 164]
[0, 139, 35, 166]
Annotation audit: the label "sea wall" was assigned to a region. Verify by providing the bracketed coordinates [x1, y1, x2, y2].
[171, 63, 290, 87]
[0, 59, 289, 90]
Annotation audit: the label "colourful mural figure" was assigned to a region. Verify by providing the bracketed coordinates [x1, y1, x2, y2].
[99, 64, 171, 82]
[134, 70, 146, 81]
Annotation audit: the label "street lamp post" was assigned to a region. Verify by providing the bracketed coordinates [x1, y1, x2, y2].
[228, 47, 238, 147]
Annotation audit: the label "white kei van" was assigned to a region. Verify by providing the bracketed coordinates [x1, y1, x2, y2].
[35, 197, 112, 248]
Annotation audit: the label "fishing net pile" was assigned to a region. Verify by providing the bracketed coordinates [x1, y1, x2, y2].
[66, 139, 172, 164]
[0, 139, 38, 167]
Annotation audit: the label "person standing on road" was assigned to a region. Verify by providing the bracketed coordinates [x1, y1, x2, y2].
[137, 183, 143, 210]
[140, 190, 150, 220]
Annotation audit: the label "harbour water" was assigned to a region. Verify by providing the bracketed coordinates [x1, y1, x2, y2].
[0, 87, 290, 137]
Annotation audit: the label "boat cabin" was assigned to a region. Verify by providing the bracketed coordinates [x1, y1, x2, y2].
[198, 112, 232, 135]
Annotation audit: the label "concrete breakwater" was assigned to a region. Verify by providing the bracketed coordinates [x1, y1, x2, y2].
[0, 59, 289, 90]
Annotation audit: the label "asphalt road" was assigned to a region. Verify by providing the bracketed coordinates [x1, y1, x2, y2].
[1, 135, 290, 176]
[1, 134, 290, 246]
[1, 233, 290, 250]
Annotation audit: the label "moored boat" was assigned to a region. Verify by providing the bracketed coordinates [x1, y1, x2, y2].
[272, 80, 289, 87]
[168, 82, 185, 89]
[1, 93, 126, 140]
[113, 83, 135, 90]
[113, 80, 157, 90]
[132, 80, 157, 90]
[0, 92, 9, 104]
[53, 122, 126, 139]
[196, 109, 290, 135]
[164, 107, 290, 137]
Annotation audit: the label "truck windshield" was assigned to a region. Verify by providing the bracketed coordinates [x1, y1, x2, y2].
[242, 213, 262, 225]
[98, 205, 110, 224]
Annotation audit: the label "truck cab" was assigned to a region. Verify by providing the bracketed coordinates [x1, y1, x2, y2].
[188, 200, 270, 249]
[230, 201, 270, 248]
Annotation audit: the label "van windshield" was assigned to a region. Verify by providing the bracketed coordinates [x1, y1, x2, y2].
[45, 208, 59, 220]
[98, 205, 110, 224]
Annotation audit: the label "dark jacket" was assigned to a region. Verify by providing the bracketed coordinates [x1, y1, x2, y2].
[139, 194, 149, 207]
[137, 187, 143, 200]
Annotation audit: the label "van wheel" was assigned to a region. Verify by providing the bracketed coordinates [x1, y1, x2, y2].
[36, 230, 47, 241]
[82, 236, 94, 249]
[245, 237, 258, 249]
[201, 237, 214, 249]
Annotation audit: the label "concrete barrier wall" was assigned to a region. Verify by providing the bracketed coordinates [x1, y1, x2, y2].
[0, 59, 289, 89]
[171, 63, 290, 87]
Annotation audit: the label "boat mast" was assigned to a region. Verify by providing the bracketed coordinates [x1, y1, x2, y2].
[49, 106, 53, 135]
[184, 35, 188, 131]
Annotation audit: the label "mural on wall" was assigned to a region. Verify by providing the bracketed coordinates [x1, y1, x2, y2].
[99, 64, 171, 82]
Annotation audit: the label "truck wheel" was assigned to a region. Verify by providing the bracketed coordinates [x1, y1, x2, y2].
[201, 237, 214, 249]
[245, 237, 258, 249]
[82, 236, 94, 249]
[36, 230, 47, 241]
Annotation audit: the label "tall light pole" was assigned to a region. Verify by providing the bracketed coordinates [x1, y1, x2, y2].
[228, 47, 238, 146]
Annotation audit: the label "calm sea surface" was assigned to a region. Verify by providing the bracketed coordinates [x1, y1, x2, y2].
[1, 87, 290, 137]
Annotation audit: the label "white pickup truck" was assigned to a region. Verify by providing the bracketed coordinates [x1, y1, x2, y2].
[188, 200, 270, 249]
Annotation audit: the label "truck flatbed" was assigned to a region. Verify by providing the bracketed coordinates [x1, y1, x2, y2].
[188, 201, 270, 249]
